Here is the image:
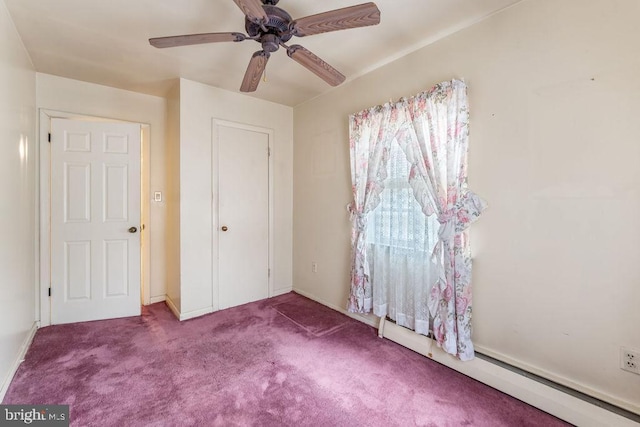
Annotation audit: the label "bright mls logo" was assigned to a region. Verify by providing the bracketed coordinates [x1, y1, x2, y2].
[0, 405, 68, 426]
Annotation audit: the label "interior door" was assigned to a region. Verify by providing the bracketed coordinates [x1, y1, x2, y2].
[50, 118, 141, 324]
[217, 123, 269, 310]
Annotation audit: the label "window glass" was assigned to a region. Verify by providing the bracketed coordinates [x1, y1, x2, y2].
[367, 139, 439, 253]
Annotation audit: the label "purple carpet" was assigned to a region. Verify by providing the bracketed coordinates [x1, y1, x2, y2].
[4, 292, 569, 426]
[272, 297, 348, 337]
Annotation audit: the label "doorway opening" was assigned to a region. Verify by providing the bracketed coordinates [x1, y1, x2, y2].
[38, 110, 150, 326]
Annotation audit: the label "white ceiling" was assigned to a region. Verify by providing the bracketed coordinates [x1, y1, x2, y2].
[5, 0, 521, 106]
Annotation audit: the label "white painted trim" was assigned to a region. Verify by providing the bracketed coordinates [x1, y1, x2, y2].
[148, 295, 167, 304]
[271, 287, 293, 297]
[267, 129, 275, 301]
[475, 344, 640, 416]
[164, 296, 181, 320]
[38, 109, 149, 326]
[141, 124, 151, 306]
[0, 322, 39, 402]
[164, 296, 214, 321]
[34, 108, 41, 324]
[38, 110, 51, 326]
[292, 288, 378, 328]
[178, 306, 214, 321]
[380, 320, 636, 427]
[211, 119, 275, 311]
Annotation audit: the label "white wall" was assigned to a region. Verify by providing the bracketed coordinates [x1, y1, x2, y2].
[164, 82, 181, 311]
[0, 0, 36, 397]
[177, 78, 293, 317]
[293, 0, 640, 412]
[36, 74, 172, 306]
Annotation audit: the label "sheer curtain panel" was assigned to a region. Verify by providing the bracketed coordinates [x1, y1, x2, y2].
[367, 139, 439, 335]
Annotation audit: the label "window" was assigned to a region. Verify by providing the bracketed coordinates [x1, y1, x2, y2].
[367, 139, 439, 333]
[367, 139, 438, 252]
[348, 80, 485, 360]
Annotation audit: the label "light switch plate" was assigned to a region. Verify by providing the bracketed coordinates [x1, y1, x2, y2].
[154, 191, 162, 202]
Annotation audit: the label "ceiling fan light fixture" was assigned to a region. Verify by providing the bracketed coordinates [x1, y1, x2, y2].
[260, 34, 280, 53]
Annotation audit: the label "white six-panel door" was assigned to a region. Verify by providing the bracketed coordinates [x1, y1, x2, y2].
[50, 118, 141, 324]
[217, 123, 270, 310]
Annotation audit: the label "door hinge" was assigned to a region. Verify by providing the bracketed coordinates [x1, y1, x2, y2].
[48, 287, 51, 297]
[268, 268, 271, 278]
[48, 133, 51, 143]
[267, 147, 271, 157]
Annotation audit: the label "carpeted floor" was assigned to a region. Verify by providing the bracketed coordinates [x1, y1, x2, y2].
[4, 292, 570, 426]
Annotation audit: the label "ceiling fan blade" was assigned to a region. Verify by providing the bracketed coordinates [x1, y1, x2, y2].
[149, 32, 246, 48]
[240, 51, 270, 92]
[286, 45, 345, 87]
[291, 2, 380, 37]
[233, 0, 268, 24]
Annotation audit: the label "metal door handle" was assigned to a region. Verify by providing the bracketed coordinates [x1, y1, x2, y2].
[221, 226, 228, 232]
[128, 226, 138, 233]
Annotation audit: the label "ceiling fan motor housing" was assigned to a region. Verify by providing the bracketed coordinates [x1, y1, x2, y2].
[245, 5, 294, 44]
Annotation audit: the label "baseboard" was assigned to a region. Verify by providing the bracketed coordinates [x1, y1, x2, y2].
[271, 287, 293, 297]
[165, 296, 212, 321]
[165, 297, 212, 321]
[166, 290, 293, 322]
[0, 322, 39, 402]
[178, 306, 214, 321]
[164, 296, 181, 321]
[475, 344, 640, 416]
[292, 288, 378, 328]
[380, 320, 637, 427]
[148, 295, 166, 304]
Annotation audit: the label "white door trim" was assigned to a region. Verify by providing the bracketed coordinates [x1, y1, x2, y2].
[38, 109, 150, 326]
[211, 119, 275, 312]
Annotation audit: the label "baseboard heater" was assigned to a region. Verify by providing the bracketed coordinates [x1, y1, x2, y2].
[377, 317, 640, 425]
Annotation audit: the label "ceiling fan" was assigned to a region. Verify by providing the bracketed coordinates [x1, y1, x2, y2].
[149, 0, 381, 92]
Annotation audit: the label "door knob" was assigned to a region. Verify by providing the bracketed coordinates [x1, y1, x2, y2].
[221, 226, 228, 232]
[128, 226, 138, 233]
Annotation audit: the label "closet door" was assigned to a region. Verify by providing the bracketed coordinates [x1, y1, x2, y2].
[216, 122, 270, 309]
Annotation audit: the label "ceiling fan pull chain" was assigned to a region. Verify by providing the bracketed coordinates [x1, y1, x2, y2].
[263, 68, 267, 83]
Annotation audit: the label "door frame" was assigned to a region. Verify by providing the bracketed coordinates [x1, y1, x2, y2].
[37, 109, 150, 326]
[211, 119, 275, 311]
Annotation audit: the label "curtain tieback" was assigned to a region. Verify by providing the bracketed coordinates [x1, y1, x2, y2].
[429, 211, 458, 316]
[348, 202, 367, 232]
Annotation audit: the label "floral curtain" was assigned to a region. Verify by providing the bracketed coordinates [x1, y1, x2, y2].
[347, 105, 403, 313]
[396, 79, 487, 361]
[348, 79, 486, 361]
